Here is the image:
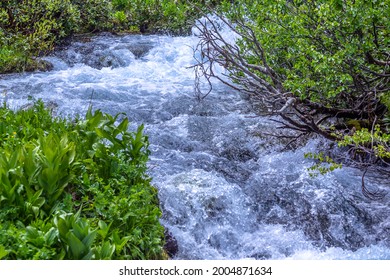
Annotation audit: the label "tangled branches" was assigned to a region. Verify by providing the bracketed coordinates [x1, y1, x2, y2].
[191, 2, 390, 198]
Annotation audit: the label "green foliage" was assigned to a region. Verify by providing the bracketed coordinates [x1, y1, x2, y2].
[0, 245, 8, 260]
[71, 0, 114, 32]
[304, 152, 343, 177]
[54, 212, 97, 260]
[338, 125, 390, 159]
[111, 0, 221, 33]
[113, 10, 127, 26]
[0, 0, 80, 72]
[0, 101, 165, 259]
[0, 220, 63, 259]
[221, 0, 389, 104]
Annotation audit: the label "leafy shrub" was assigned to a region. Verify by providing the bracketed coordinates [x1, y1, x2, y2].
[111, 0, 181, 33]
[0, 0, 80, 72]
[111, 0, 222, 33]
[71, 0, 114, 32]
[218, 0, 389, 104]
[0, 101, 165, 259]
[338, 125, 390, 160]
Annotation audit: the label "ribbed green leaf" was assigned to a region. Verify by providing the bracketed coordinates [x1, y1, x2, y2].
[44, 227, 58, 246]
[117, 118, 129, 133]
[97, 220, 111, 239]
[99, 241, 115, 260]
[82, 230, 97, 249]
[67, 232, 86, 260]
[55, 216, 71, 240]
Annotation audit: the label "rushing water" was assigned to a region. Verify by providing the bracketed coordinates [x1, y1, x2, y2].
[1, 30, 390, 260]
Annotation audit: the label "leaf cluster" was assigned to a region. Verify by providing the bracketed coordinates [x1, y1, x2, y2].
[338, 125, 390, 160]
[220, 0, 389, 104]
[111, 0, 222, 34]
[0, 0, 81, 72]
[0, 101, 165, 259]
[304, 152, 343, 177]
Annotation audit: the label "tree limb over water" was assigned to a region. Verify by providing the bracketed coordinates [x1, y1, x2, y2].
[191, 1, 390, 199]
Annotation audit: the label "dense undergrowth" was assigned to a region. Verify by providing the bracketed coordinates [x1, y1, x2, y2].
[0, 101, 165, 259]
[0, 0, 220, 73]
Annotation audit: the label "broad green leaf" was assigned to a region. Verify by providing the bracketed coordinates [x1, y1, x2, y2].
[67, 232, 86, 259]
[117, 117, 129, 133]
[98, 241, 115, 260]
[97, 220, 111, 239]
[25, 226, 40, 240]
[0, 245, 8, 260]
[82, 231, 97, 249]
[44, 227, 58, 246]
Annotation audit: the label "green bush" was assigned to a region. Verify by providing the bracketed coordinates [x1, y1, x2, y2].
[0, 101, 165, 259]
[0, 0, 80, 72]
[71, 0, 114, 32]
[218, 0, 389, 106]
[111, 0, 198, 33]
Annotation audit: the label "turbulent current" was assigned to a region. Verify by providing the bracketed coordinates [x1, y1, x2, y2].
[1, 30, 390, 260]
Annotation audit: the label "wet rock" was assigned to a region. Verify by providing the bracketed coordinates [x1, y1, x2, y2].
[217, 143, 257, 162]
[377, 226, 390, 246]
[212, 159, 252, 184]
[250, 251, 273, 260]
[35, 59, 54, 72]
[125, 43, 154, 58]
[164, 229, 179, 258]
[203, 197, 226, 218]
[208, 231, 240, 254]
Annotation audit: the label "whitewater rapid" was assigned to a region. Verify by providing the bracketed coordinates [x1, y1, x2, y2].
[1, 31, 389, 260]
